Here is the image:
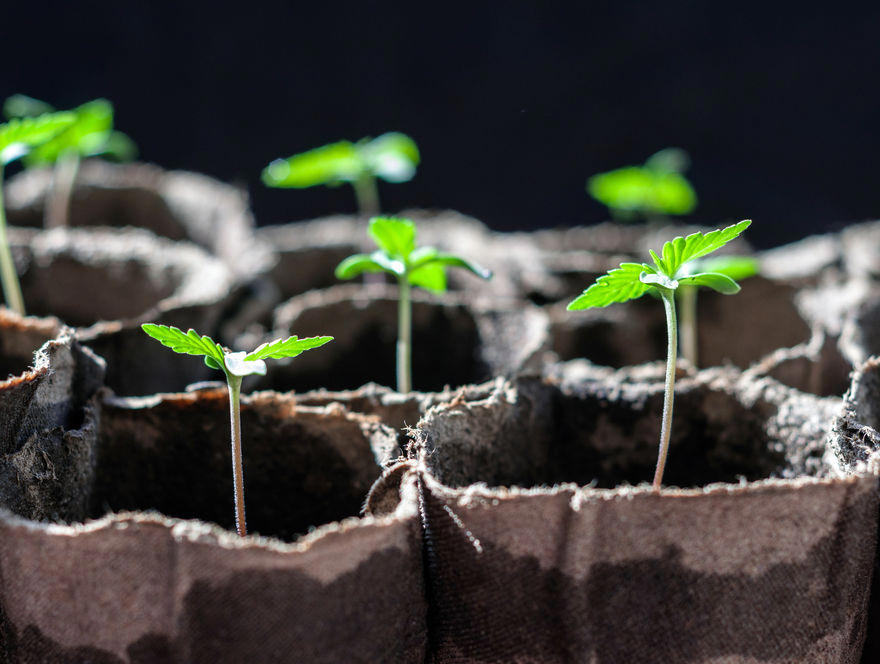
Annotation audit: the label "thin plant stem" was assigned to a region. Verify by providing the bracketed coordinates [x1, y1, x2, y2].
[678, 284, 698, 367]
[397, 276, 412, 393]
[352, 173, 380, 216]
[653, 289, 678, 491]
[226, 374, 247, 537]
[45, 151, 81, 229]
[0, 165, 25, 315]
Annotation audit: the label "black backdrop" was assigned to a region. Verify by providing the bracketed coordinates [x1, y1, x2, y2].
[3, 1, 879, 249]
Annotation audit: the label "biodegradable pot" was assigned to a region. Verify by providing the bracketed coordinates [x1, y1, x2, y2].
[0, 317, 104, 523]
[0, 480, 426, 663]
[8, 226, 235, 396]
[253, 283, 550, 393]
[93, 388, 397, 540]
[5, 160, 272, 280]
[404, 361, 878, 662]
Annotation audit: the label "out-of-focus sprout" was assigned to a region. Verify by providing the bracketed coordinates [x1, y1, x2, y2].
[588, 148, 697, 221]
[4, 95, 137, 228]
[262, 133, 420, 215]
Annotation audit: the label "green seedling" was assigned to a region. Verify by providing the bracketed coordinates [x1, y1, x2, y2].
[335, 216, 491, 393]
[588, 147, 697, 221]
[4, 95, 137, 228]
[0, 112, 77, 315]
[141, 324, 333, 537]
[262, 133, 420, 215]
[677, 255, 758, 367]
[567, 220, 751, 490]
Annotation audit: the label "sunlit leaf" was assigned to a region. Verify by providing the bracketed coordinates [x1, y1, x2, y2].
[245, 335, 333, 361]
[0, 112, 76, 165]
[262, 141, 362, 188]
[655, 220, 751, 277]
[677, 271, 741, 294]
[141, 324, 226, 368]
[567, 263, 654, 310]
[368, 217, 416, 258]
[360, 132, 420, 183]
[408, 262, 446, 292]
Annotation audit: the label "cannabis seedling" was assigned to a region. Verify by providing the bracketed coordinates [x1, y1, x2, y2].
[262, 133, 420, 215]
[335, 216, 491, 393]
[0, 112, 76, 315]
[567, 220, 751, 490]
[141, 324, 333, 537]
[677, 255, 758, 367]
[588, 148, 697, 221]
[4, 95, 137, 228]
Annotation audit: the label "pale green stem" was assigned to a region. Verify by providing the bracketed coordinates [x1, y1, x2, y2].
[653, 289, 678, 491]
[226, 374, 247, 537]
[352, 173, 380, 216]
[0, 165, 25, 315]
[45, 151, 81, 229]
[678, 284, 698, 367]
[397, 277, 412, 393]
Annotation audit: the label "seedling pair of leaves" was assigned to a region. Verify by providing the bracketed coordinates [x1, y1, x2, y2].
[4, 95, 137, 229]
[0, 112, 79, 315]
[142, 323, 333, 537]
[262, 133, 419, 215]
[568, 219, 751, 489]
[588, 147, 697, 220]
[335, 216, 491, 393]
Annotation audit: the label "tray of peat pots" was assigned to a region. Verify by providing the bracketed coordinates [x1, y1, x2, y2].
[394, 358, 880, 663]
[0, 347, 429, 662]
[0, 310, 104, 523]
[4, 225, 248, 396]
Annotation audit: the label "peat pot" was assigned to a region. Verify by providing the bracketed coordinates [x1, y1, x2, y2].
[8, 226, 235, 396]
[0, 388, 427, 662]
[0, 313, 104, 523]
[400, 361, 879, 663]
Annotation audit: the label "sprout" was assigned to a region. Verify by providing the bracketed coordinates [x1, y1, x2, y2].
[0, 111, 77, 314]
[588, 148, 697, 221]
[568, 220, 751, 489]
[4, 95, 137, 228]
[262, 133, 419, 215]
[141, 324, 333, 537]
[335, 217, 491, 392]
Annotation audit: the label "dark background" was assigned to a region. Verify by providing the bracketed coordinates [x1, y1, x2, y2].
[2, 1, 878, 249]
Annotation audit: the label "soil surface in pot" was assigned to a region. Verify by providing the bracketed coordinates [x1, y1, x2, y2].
[93, 389, 393, 541]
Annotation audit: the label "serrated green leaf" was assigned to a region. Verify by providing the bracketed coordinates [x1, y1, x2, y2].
[262, 141, 362, 188]
[3, 94, 55, 119]
[678, 272, 741, 294]
[141, 324, 225, 368]
[655, 220, 751, 277]
[245, 335, 333, 361]
[368, 217, 416, 258]
[0, 112, 76, 165]
[408, 262, 447, 292]
[359, 132, 420, 183]
[567, 263, 654, 310]
[683, 255, 758, 281]
[335, 253, 388, 279]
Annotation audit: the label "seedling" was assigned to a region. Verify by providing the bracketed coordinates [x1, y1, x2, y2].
[262, 133, 420, 215]
[0, 111, 77, 315]
[567, 220, 751, 489]
[141, 323, 333, 537]
[588, 148, 697, 221]
[677, 255, 758, 367]
[335, 216, 491, 393]
[4, 95, 137, 228]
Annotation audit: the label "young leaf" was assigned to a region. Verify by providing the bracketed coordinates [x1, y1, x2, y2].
[262, 141, 361, 188]
[656, 220, 751, 276]
[567, 263, 654, 310]
[677, 272, 740, 294]
[0, 112, 76, 164]
[408, 262, 447, 292]
[368, 217, 416, 258]
[245, 335, 333, 361]
[360, 132, 420, 183]
[588, 166, 696, 216]
[3, 94, 54, 119]
[141, 324, 225, 366]
[334, 253, 388, 279]
[427, 253, 493, 280]
[682, 255, 758, 281]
